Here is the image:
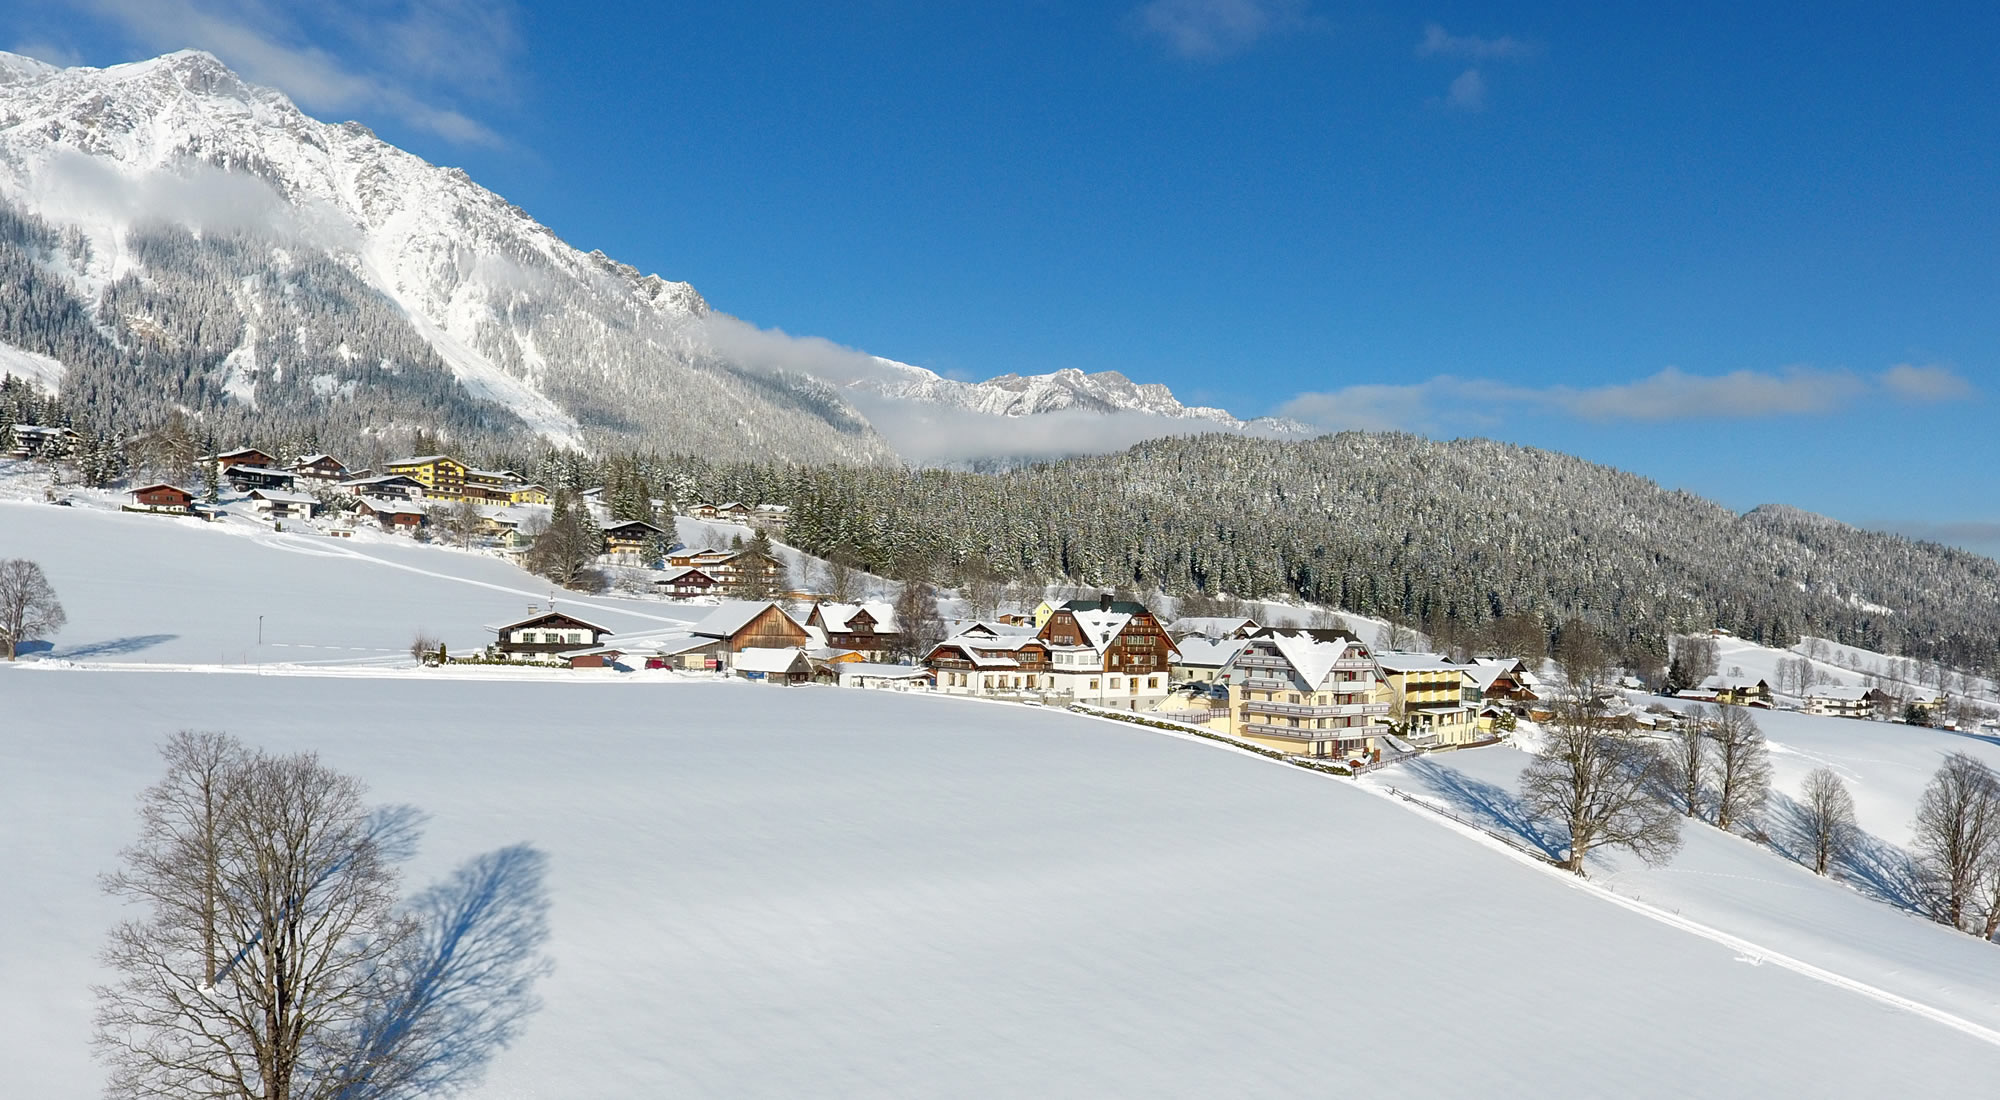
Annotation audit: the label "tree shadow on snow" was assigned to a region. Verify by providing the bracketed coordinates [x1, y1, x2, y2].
[1399, 759, 1565, 860]
[328, 844, 555, 1099]
[1763, 791, 1930, 914]
[46, 634, 180, 659]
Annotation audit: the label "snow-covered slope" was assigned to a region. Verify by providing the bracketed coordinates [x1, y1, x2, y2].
[10, 502, 2000, 1095]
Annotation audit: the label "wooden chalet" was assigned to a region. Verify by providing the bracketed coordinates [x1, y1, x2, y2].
[1040, 595, 1179, 678]
[805, 601, 904, 660]
[491, 609, 615, 660]
[927, 633, 1055, 694]
[6, 424, 80, 459]
[129, 484, 194, 513]
[691, 601, 810, 654]
[224, 465, 299, 492]
[600, 519, 664, 556]
[207, 446, 277, 471]
[288, 454, 349, 482]
[654, 566, 722, 599]
[356, 498, 425, 530]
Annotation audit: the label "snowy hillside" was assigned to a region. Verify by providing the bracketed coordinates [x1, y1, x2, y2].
[10, 502, 2000, 1094]
[0, 49, 1299, 465]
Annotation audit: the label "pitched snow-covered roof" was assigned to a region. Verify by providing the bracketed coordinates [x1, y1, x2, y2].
[490, 609, 614, 635]
[693, 601, 796, 639]
[291, 453, 342, 466]
[246, 489, 317, 504]
[1166, 616, 1258, 639]
[735, 647, 809, 674]
[1374, 653, 1464, 675]
[838, 663, 931, 680]
[647, 633, 721, 657]
[1807, 684, 1885, 702]
[1253, 631, 1368, 690]
[948, 620, 1036, 639]
[655, 566, 719, 584]
[357, 499, 424, 517]
[817, 601, 899, 634]
[1174, 637, 1246, 668]
[387, 455, 455, 465]
[1067, 609, 1133, 652]
[1699, 675, 1769, 692]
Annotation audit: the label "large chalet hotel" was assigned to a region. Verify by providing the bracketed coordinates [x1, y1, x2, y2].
[927, 595, 1179, 710]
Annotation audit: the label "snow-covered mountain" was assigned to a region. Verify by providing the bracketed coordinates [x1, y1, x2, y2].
[853, 359, 1307, 434]
[0, 50, 1295, 463]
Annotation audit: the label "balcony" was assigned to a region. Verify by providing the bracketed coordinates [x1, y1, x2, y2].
[1240, 721, 1376, 744]
[1242, 699, 1391, 720]
[1239, 675, 1293, 691]
[1232, 651, 1292, 671]
[1332, 658, 1376, 671]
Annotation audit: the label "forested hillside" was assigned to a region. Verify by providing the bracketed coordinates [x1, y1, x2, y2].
[578, 433, 2000, 672]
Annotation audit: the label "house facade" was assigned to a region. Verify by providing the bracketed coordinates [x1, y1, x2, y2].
[208, 446, 277, 471]
[1804, 685, 1897, 719]
[805, 602, 904, 661]
[1033, 596, 1180, 710]
[289, 454, 349, 483]
[491, 609, 614, 661]
[129, 484, 194, 512]
[927, 633, 1056, 696]
[357, 499, 425, 531]
[1374, 654, 1482, 747]
[601, 519, 664, 560]
[1697, 676, 1775, 708]
[691, 601, 811, 659]
[247, 489, 317, 521]
[224, 465, 299, 493]
[1216, 630, 1390, 759]
[338, 475, 427, 501]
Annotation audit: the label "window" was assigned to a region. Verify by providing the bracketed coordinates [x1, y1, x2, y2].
[1090, 679, 1100, 691]
[1148, 677, 1159, 689]
[1110, 677, 1121, 690]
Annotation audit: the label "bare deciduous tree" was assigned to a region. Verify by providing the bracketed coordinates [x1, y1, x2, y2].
[94, 733, 553, 1100]
[1708, 705, 1771, 832]
[1799, 767, 1856, 876]
[822, 557, 858, 602]
[1911, 752, 2000, 932]
[0, 557, 66, 660]
[1377, 619, 1419, 653]
[410, 630, 441, 666]
[1668, 709, 1710, 818]
[95, 732, 412, 1099]
[1521, 695, 1683, 874]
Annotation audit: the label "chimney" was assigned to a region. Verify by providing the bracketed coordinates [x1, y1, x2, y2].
[1099, 592, 1112, 612]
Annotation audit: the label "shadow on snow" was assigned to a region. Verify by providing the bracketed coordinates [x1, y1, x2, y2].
[1398, 758, 1566, 861]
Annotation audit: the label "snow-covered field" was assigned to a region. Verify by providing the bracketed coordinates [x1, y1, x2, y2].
[8, 503, 2000, 1095]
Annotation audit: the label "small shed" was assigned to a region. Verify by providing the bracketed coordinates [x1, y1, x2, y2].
[733, 647, 813, 684]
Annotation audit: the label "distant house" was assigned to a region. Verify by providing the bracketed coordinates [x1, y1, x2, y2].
[804, 601, 903, 661]
[654, 566, 723, 599]
[338, 474, 427, 501]
[385, 455, 469, 500]
[600, 519, 665, 559]
[1165, 616, 1261, 642]
[1696, 676, 1774, 708]
[490, 609, 614, 662]
[691, 601, 811, 659]
[6, 424, 81, 459]
[734, 646, 813, 684]
[837, 663, 934, 691]
[356, 498, 426, 531]
[926, 632, 1055, 697]
[664, 547, 780, 591]
[223, 465, 299, 493]
[129, 484, 194, 513]
[1171, 636, 1246, 683]
[288, 454, 349, 483]
[1464, 658, 1541, 707]
[206, 446, 277, 472]
[749, 503, 790, 533]
[247, 489, 318, 522]
[685, 501, 719, 520]
[1804, 685, 1898, 719]
[463, 468, 548, 505]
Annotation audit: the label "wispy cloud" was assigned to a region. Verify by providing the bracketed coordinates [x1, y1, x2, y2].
[1865, 520, 2000, 559]
[10, 40, 83, 67]
[1417, 22, 1539, 61]
[1880, 362, 1977, 403]
[1278, 365, 1978, 433]
[1132, 0, 1318, 60]
[1443, 68, 1485, 111]
[56, 0, 517, 145]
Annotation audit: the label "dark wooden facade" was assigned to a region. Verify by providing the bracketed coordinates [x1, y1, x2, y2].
[131, 484, 194, 511]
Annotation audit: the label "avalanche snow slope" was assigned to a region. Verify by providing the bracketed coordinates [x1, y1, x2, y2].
[5, 680, 2000, 1098]
[1374, 721, 2000, 1044]
[0, 501, 698, 663]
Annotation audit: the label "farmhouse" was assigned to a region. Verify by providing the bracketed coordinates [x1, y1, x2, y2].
[734, 647, 813, 685]
[206, 446, 277, 471]
[654, 566, 722, 599]
[223, 465, 299, 493]
[128, 484, 194, 513]
[288, 454, 349, 483]
[490, 609, 614, 661]
[1034, 595, 1180, 711]
[1804, 684, 1898, 719]
[805, 601, 903, 661]
[601, 519, 665, 559]
[926, 632, 1056, 696]
[691, 601, 811, 658]
[355, 498, 425, 531]
[1696, 676, 1775, 708]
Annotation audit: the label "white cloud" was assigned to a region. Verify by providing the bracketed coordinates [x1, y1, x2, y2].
[63, 0, 516, 145]
[1444, 68, 1485, 111]
[1880, 363, 1976, 403]
[32, 148, 362, 249]
[1277, 365, 1976, 432]
[1417, 23, 1539, 61]
[11, 40, 83, 67]
[1132, 0, 1316, 60]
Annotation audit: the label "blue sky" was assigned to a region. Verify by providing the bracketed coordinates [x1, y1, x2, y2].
[14, 1, 2000, 551]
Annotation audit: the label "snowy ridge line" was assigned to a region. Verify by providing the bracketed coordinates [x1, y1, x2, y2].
[1362, 783, 2000, 1052]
